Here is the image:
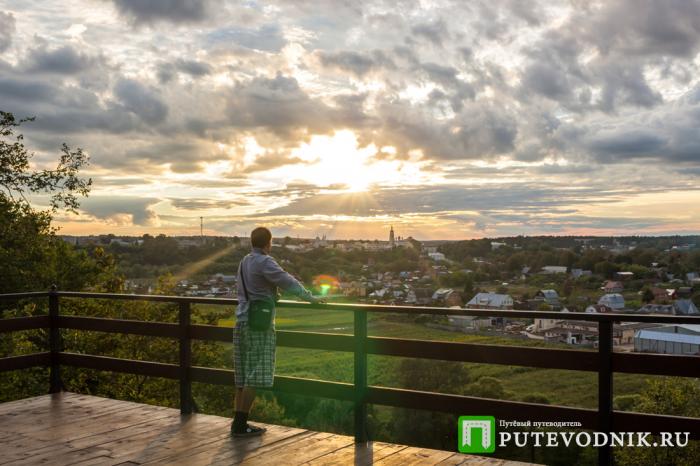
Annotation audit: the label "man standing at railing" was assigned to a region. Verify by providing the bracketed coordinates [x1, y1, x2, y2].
[231, 226, 324, 437]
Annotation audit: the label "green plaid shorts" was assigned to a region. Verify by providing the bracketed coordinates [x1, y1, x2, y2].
[233, 320, 276, 388]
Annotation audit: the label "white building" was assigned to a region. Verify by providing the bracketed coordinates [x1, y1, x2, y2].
[428, 252, 446, 261]
[634, 325, 700, 355]
[542, 266, 567, 274]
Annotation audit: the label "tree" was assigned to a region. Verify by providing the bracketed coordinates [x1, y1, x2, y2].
[615, 378, 700, 466]
[1, 111, 91, 212]
[0, 111, 94, 293]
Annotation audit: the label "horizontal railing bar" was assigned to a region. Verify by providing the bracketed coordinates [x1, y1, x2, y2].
[58, 352, 179, 379]
[190, 366, 355, 400]
[57, 316, 179, 338]
[0, 316, 50, 333]
[47, 291, 700, 323]
[0, 292, 49, 300]
[613, 411, 700, 440]
[191, 325, 355, 352]
[57, 291, 237, 305]
[0, 352, 51, 372]
[613, 352, 700, 378]
[367, 385, 598, 428]
[366, 336, 599, 371]
[189, 323, 232, 341]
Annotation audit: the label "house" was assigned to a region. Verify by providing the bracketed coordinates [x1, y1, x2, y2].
[542, 266, 567, 274]
[637, 304, 674, 314]
[540, 320, 598, 345]
[598, 293, 625, 310]
[428, 252, 446, 262]
[212, 273, 237, 283]
[585, 304, 614, 313]
[571, 269, 592, 279]
[414, 288, 434, 305]
[648, 287, 677, 303]
[537, 320, 654, 346]
[535, 289, 561, 308]
[603, 281, 623, 293]
[448, 315, 492, 330]
[490, 242, 507, 250]
[637, 299, 698, 315]
[432, 288, 463, 307]
[616, 271, 634, 280]
[634, 325, 700, 355]
[467, 292, 514, 309]
[533, 318, 561, 332]
[674, 299, 700, 315]
[339, 281, 367, 297]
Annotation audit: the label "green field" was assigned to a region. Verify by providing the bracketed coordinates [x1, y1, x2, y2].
[195, 302, 662, 411]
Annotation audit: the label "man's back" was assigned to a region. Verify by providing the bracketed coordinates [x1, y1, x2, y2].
[236, 246, 315, 322]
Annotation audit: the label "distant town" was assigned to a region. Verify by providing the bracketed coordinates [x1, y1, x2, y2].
[60, 230, 700, 356]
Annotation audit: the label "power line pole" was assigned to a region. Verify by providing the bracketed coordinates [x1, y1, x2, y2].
[200, 216, 204, 244]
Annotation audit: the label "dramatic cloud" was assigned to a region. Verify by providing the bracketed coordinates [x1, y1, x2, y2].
[24, 44, 100, 74]
[114, 78, 168, 124]
[0, 11, 14, 52]
[80, 196, 160, 226]
[2, 0, 699, 238]
[112, 0, 212, 25]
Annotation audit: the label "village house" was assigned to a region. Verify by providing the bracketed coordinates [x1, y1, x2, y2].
[585, 304, 614, 313]
[534, 289, 561, 308]
[541, 266, 567, 274]
[649, 287, 676, 303]
[598, 293, 625, 310]
[432, 288, 463, 307]
[467, 292, 514, 309]
[538, 320, 654, 346]
[448, 315, 492, 331]
[571, 268, 592, 279]
[602, 280, 623, 293]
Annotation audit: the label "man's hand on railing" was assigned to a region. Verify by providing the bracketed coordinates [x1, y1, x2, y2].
[308, 295, 327, 304]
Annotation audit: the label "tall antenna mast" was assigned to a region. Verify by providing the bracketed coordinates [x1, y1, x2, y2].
[200, 216, 204, 243]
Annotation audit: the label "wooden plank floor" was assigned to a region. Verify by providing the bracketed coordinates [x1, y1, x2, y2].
[0, 392, 537, 465]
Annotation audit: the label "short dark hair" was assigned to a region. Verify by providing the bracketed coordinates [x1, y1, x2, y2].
[251, 227, 272, 248]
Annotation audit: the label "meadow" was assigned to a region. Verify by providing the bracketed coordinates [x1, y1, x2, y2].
[200, 302, 663, 411]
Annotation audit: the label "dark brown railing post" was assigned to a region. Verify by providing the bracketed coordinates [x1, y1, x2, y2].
[48, 285, 62, 393]
[598, 319, 613, 466]
[354, 309, 368, 443]
[179, 301, 193, 414]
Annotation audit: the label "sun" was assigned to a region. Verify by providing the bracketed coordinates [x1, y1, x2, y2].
[289, 130, 377, 192]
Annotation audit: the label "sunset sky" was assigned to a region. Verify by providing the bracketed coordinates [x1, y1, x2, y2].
[1, 0, 700, 240]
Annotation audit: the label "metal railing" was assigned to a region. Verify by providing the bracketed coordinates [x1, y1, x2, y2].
[1, 288, 700, 465]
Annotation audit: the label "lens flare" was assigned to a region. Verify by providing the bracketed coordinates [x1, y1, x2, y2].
[313, 274, 340, 296]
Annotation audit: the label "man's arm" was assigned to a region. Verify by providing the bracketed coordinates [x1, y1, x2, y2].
[261, 257, 320, 302]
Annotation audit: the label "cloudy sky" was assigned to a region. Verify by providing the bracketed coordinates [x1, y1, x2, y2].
[2, 0, 700, 240]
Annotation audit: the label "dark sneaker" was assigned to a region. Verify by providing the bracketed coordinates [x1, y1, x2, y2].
[231, 423, 267, 437]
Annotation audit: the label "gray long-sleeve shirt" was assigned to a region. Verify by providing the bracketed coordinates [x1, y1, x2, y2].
[235, 247, 314, 322]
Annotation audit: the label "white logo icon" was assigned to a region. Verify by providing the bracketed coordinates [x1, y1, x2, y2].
[461, 419, 492, 449]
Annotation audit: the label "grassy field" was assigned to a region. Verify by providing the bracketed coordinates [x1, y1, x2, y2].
[192, 302, 662, 411]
